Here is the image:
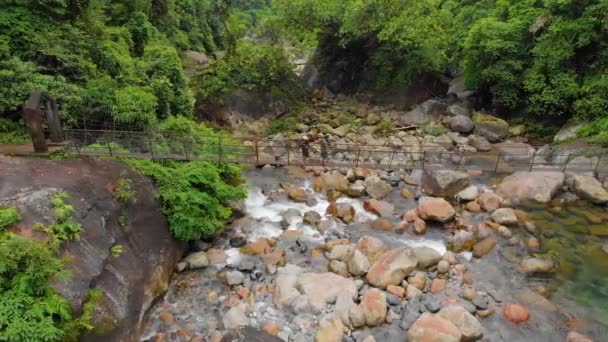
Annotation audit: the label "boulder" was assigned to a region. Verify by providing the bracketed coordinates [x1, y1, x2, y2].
[326, 202, 356, 224]
[477, 191, 502, 212]
[288, 188, 308, 203]
[472, 112, 509, 143]
[334, 292, 365, 328]
[473, 238, 496, 258]
[438, 305, 483, 341]
[331, 124, 351, 137]
[359, 289, 388, 327]
[364, 175, 392, 199]
[491, 208, 518, 226]
[313, 171, 350, 194]
[566, 173, 608, 204]
[421, 170, 471, 198]
[450, 230, 476, 252]
[356, 236, 387, 261]
[183, 251, 209, 269]
[554, 123, 583, 142]
[348, 249, 371, 276]
[315, 314, 345, 342]
[297, 272, 358, 312]
[449, 115, 475, 133]
[329, 260, 349, 277]
[447, 103, 472, 117]
[303, 211, 322, 226]
[273, 264, 304, 308]
[417, 196, 456, 223]
[503, 304, 529, 324]
[398, 100, 447, 126]
[407, 312, 462, 342]
[223, 304, 249, 330]
[520, 258, 556, 274]
[327, 244, 353, 261]
[366, 248, 418, 289]
[346, 181, 367, 197]
[494, 143, 535, 162]
[467, 135, 492, 152]
[496, 171, 565, 204]
[566, 331, 593, 342]
[363, 199, 395, 217]
[225, 271, 245, 286]
[457, 186, 479, 202]
[371, 218, 395, 231]
[413, 246, 443, 269]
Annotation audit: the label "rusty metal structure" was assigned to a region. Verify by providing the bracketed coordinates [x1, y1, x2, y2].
[62, 128, 608, 178]
[22, 92, 63, 152]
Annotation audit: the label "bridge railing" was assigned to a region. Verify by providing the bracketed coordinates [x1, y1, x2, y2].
[62, 129, 608, 178]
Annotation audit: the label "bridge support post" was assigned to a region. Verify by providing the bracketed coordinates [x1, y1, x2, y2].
[494, 153, 502, 172]
[45, 97, 62, 142]
[593, 153, 602, 176]
[23, 92, 48, 153]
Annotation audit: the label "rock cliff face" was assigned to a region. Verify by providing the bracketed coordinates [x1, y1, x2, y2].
[0, 156, 186, 342]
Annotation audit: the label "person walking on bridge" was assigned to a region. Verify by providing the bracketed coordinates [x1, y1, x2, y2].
[320, 135, 329, 166]
[300, 135, 310, 161]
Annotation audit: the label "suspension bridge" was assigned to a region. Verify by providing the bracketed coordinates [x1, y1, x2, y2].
[58, 128, 608, 178]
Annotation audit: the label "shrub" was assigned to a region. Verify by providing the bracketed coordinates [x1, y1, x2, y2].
[0, 207, 21, 232]
[42, 192, 83, 248]
[0, 233, 73, 341]
[126, 159, 246, 240]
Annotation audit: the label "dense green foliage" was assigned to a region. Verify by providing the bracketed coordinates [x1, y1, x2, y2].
[0, 201, 97, 342]
[127, 159, 246, 240]
[195, 40, 297, 99]
[271, 0, 608, 128]
[0, 207, 21, 232]
[0, 118, 29, 144]
[0, 0, 229, 127]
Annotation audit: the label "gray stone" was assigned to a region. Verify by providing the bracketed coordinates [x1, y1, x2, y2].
[472, 295, 489, 310]
[457, 186, 479, 202]
[554, 123, 583, 142]
[303, 210, 322, 226]
[364, 175, 392, 199]
[183, 251, 209, 269]
[521, 258, 556, 274]
[497, 171, 565, 204]
[438, 305, 483, 341]
[226, 270, 245, 285]
[413, 246, 443, 269]
[348, 249, 371, 276]
[424, 296, 442, 313]
[566, 173, 608, 204]
[449, 115, 475, 133]
[491, 208, 518, 225]
[421, 170, 471, 198]
[467, 135, 492, 152]
[472, 112, 509, 143]
[437, 260, 450, 274]
[223, 304, 249, 330]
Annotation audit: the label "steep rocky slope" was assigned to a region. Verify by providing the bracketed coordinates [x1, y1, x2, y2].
[0, 156, 186, 341]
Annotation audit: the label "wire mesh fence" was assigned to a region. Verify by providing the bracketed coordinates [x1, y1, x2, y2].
[62, 129, 608, 178]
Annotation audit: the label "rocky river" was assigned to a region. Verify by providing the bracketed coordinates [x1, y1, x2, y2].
[140, 164, 608, 342]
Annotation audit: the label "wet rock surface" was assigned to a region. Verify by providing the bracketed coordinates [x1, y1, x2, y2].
[0, 157, 187, 342]
[140, 167, 608, 342]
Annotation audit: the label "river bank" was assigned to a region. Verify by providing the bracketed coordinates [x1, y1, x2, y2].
[141, 165, 607, 342]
